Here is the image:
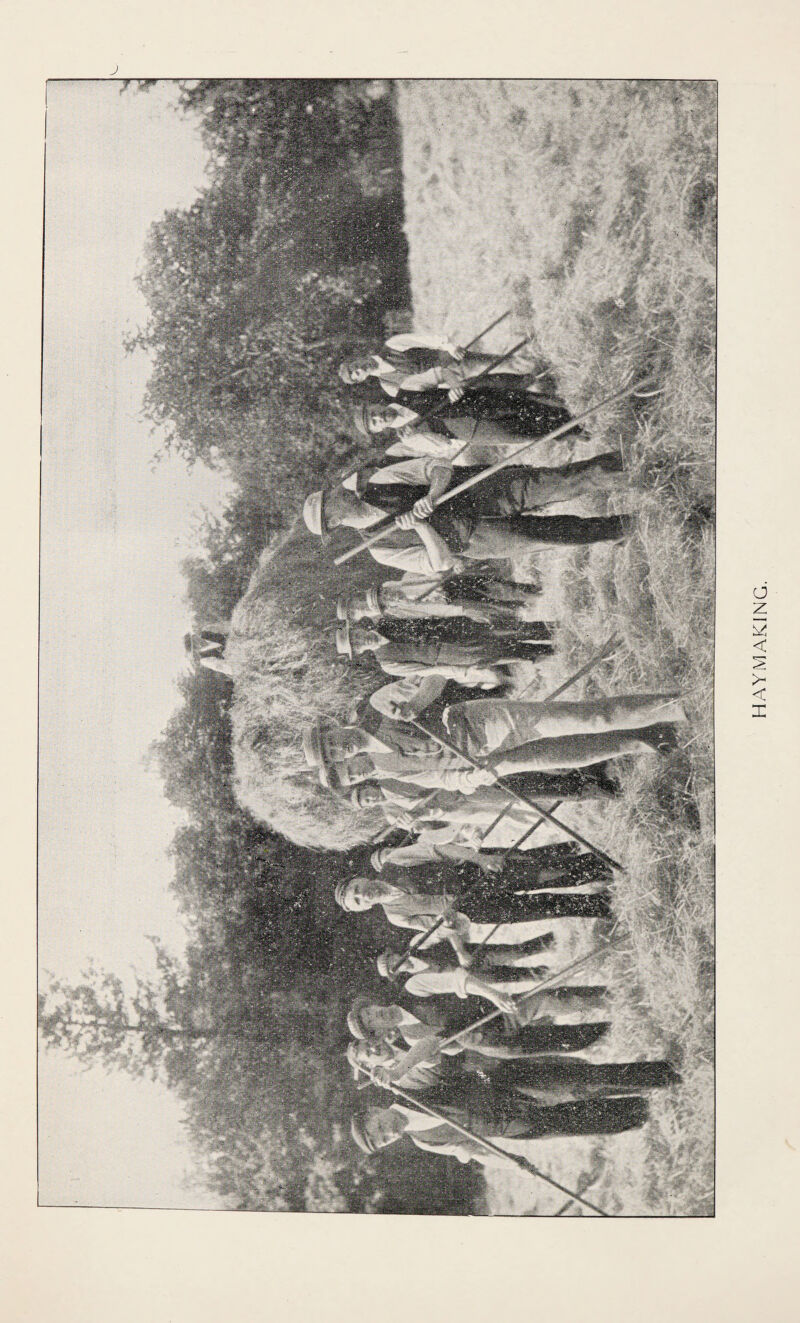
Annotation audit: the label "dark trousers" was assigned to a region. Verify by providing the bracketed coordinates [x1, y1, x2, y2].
[498, 513, 630, 545]
[446, 510, 631, 553]
[431, 1085, 649, 1138]
[464, 889, 612, 923]
[508, 1095, 650, 1138]
[502, 766, 620, 801]
[490, 1058, 679, 1101]
[377, 616, 553, 647]
[410, 850, 608, 900]
[470, 1021, 610, 1057]
[476, 845, 612, 890]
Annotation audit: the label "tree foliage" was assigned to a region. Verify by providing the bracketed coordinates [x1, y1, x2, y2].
[128, 77, 409, 488]
[41, 81, 476, 1212]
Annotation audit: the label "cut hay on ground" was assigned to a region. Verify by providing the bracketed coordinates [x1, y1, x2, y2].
[396, 78, 715, 1216]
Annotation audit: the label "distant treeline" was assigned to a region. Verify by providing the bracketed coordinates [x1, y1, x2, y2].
[126, 79, 479, 1212]
[129, 77, 411, 609]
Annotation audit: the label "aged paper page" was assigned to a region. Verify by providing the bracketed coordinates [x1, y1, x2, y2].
[1, 2, 799, 1320]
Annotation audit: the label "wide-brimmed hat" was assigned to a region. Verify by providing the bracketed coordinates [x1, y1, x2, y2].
[302, 720, 326, 767]
[346, 1040, 367, 1081]
[338, 593, 377, 624]
[349, 782, 381, 809]
[376, 951, 394, 979]
[347, 994, 375, 1040]
[352, 401, 389, 437]
[302, 489, 327, 536]
[302, 718, 342, 788]
[336, 879, 363, 913]
[350, 1112, 377, 1154]
[335, 620, 353, 659]
[370, 848, 387, 873]
[338, 354, 374, 385]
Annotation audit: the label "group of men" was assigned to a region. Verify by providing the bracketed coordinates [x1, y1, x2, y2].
[297, 328, 686, 1169]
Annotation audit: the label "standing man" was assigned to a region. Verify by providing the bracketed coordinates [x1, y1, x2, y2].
[375, 949, 553, 1002]
[333, 875, 613, 948]
[352, 401, 577, 456]
[184, 626, 233, 679]
[335, 617, 552, 688]
[355, 1000, 679, 1104]
[376, 383, 579, 439]
[337, 576, 547, 632]
[304, 682, 686, 794]
[338, 331, 540, 398]
[351, 1093, 650, 1164]
[370, 838, 611, 891]
[301, 454, 632, 577]
[346, 995, 610, 1059]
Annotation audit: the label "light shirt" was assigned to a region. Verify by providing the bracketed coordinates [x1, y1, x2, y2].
[400, 963, 472, 1000]
[380, 576, 465, 617]
[370, 747, 495, 794]
[378, 829, 469, 867]
[385, 332, 460, 356]
[373, 640, 497, 687]
[368, 534, 455, 576]
[365, 457, 446, 487]
[389, 1104, 495, 1165]
[341, 462, 455, 576]
[375, 332, 461, 396]
[199, 655, 233, 677]
[410, 1131, 495, 1164]
[391, 1102, 444, 1132]
[398, 1015, 473, 1059]
[369, 674, 448, 722]
[385, 427, 469, 464]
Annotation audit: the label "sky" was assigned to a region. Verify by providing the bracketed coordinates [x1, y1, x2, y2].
[38, 80, 231, 1209]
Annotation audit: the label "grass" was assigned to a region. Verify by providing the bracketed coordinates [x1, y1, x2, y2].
[395, 78, 715, 1216]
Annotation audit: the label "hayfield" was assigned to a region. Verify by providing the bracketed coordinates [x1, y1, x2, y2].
[395, 79, 715, 1216]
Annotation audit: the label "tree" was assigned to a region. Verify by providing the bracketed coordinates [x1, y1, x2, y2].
[127, 77, 408, 483]
[38, 945, 214, 1086]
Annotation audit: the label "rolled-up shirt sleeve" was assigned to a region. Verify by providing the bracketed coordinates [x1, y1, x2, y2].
[434, 763, 496, 793]
[405, 965, 471, 998]
[412, 1134, 490, 1164]
[368, 535, 448, 576]
[369, 674, 447, 719]
[385, 429, 459, 463]
[370, 458, 447, 486]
